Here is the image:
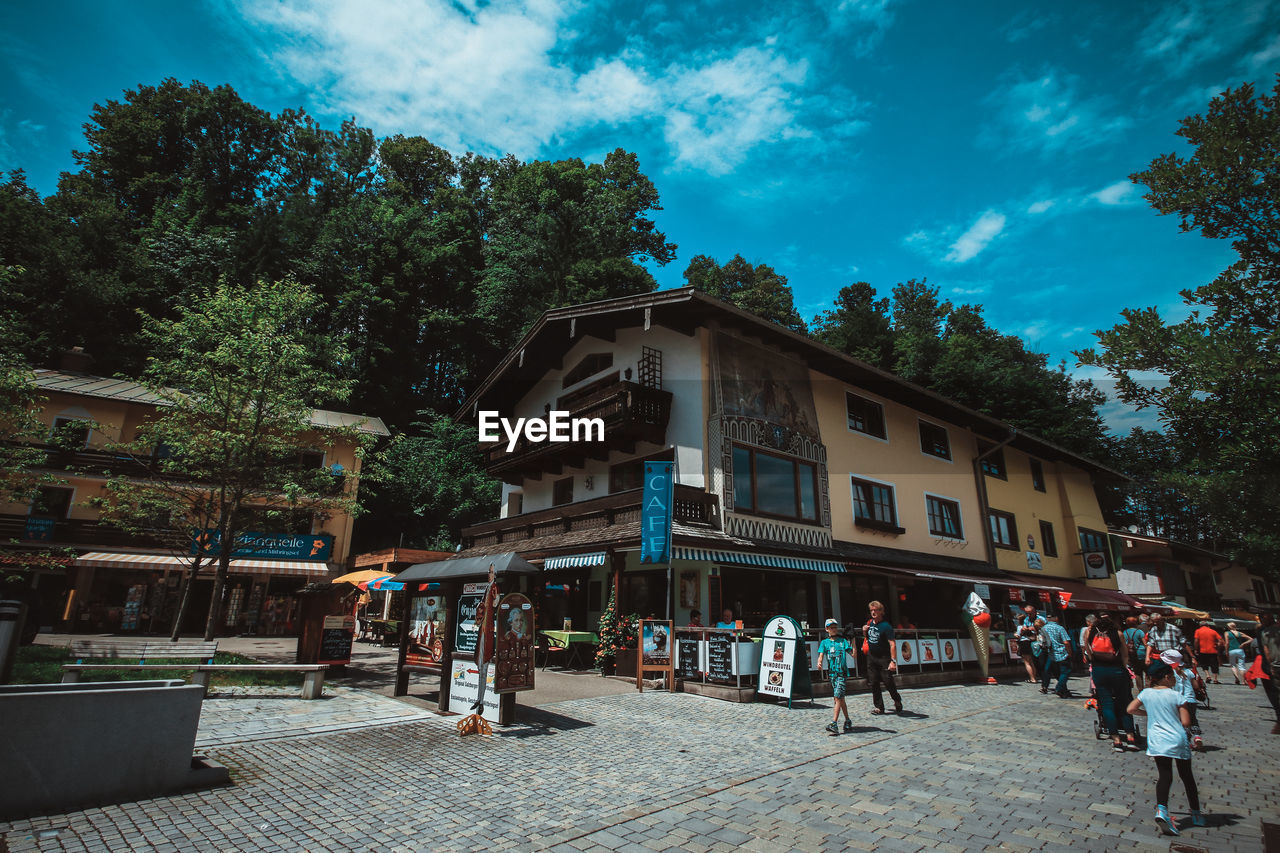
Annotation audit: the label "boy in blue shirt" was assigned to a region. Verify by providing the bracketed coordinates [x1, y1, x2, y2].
[817, 618, 853, 735]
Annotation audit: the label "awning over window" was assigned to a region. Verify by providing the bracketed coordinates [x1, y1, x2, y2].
[853, 563, 1054, 589]
[542, 552, 608, 570]
[673, 547, 845, 573]
[1005, 573, 1144, 611]
[75, 551, 329, 578]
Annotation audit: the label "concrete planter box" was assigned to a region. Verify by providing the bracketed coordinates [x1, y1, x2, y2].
[0, 680, 228, 818]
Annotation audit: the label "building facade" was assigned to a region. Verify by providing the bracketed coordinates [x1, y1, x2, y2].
[455, 288, 1134, 641]
[2, 366, 388, 635]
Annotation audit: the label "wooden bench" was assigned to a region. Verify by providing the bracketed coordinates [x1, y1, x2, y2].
[189, 664, 327, 700]
[60, 640, 327, 699]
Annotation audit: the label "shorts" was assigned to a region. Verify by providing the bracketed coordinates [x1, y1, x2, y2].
[1228, 648, 1247, 669]
[829, 673, 847, 698]
[1196, 651, 1219, 673]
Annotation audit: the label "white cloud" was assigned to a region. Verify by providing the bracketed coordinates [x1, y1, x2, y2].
[983, 68, 1130, 154]
[1245, 33, 1280, 69]
[1139, 0, 1272, 76]
[232, 0, 858, 176]
[1027, 199, 1055, 214]
[1090, 180, 1141, 206]
[944, 210, 1006, 263]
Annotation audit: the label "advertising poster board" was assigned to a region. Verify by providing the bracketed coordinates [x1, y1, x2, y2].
[405, 594, 447, 668]
[637, 619, 674, 691]
[454, 583, 488, 657]
[319, 615, 354, 666]
[493, 593, 535, 693]
[675, 631, 701, 679]
[756, 615, 811, 703]
[896, 638, 917, 666]
[917, 638, 940, 667]
[1006, 638, 1022, 660]
[941, 638, 960, 663]
[447, 659, 502, 723]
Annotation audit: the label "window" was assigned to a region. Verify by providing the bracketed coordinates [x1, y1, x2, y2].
[926, 495, 963, 539]
[298, 450, 325, 470]
[609, 450, 674, 493]
[918, 421, 951, 460]
[1079, 527, 1107, 553]
[852, 477, 901, 532]
[30, 486, 74, 519]
[846, 393, 886, 439]
[508, 492, 523, 516]
[988, 509, 1018, 549]
[979, 443, 1007, 479]
[1030, 458, 1046, 492]
[732, 444, 818, 522]
[1039, 520, 1057, 557]
[553, 477, 574, 506]
[49, 417, 91, 450]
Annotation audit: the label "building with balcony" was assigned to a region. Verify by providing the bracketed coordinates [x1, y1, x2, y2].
[454, 288, 1135, 638]
[2, 365, 388, 635]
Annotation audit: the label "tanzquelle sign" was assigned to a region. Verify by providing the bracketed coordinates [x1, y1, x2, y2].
[191, 531, 334, 561]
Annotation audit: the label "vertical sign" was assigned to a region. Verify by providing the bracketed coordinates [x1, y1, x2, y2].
[756, 615, 812, 702]
[493, 593, 535, 693]
[640, 461, 674, 564]
[636, 619, 675, 691]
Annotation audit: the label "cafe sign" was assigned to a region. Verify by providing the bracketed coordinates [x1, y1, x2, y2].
[192, 530, 333, 561]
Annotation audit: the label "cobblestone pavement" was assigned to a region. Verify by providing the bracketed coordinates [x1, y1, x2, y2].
[2, 674, 1276, 852]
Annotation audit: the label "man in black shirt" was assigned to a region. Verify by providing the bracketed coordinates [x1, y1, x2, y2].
[865, 600, 904, 715]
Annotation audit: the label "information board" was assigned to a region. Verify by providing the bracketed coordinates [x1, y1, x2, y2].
[756, 615, 811, 701]
[446, 659, 502, 723]
[319, 615, 355, 665]
[675, 631, 701, 680]
[706, 631, 734, 683]
[454, 589, 485, 657]
[405, 593, 447, 668]
[493, 593, 535, 693]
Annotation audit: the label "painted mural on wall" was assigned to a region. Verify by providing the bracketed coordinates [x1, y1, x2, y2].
[716, 333, 819, 437]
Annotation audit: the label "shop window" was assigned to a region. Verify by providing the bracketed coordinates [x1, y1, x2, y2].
[988, 508, 1018, 549]
[1039, 520, 1057, 557]
[1030, 458, 1046, 492]
[925, 494, 962, 539]
[918, 420, 951, 460]
[978, 443, 1007, 479]
[852, 476, 901, 533]
[562, 352, 614, 388]
[732, 444, 818, 522]
[846, 392, 886, 439]
[553, 477, 574, 506]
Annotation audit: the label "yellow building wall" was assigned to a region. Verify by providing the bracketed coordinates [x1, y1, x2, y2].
[811, 375, 986, 563]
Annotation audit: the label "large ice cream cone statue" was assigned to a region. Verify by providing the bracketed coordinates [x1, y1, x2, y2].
[967, 616, 991, 679]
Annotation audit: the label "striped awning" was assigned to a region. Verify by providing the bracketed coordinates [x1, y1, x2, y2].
[75, 551, 329, 578]
[673, 547, 845, 574]
[542, 552, 609, 570]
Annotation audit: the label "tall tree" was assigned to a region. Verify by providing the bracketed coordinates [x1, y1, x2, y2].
[94, 279, 372, 639]
[1078, 80, 1280, 570]
[810, 281, 895, 369]
[683, 254, 807, 333]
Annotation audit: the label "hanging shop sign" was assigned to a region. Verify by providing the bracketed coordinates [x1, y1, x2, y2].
[1083, 551, 1110, 579]
[493, 593, 535, 693]
[640, 461, 674, 564]
[405, 593, 447, 668]
[756, 615, 812, 702]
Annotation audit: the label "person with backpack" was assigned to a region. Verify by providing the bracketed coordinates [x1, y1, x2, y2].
[1124, 616, 1149, 689]
[1088, 613, 1137, 751]
[1128, 661, 1205, 835]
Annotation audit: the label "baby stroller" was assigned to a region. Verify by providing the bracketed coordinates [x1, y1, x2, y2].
[1190, 669, 1212, 710]
[1087, 666, 1142, 746]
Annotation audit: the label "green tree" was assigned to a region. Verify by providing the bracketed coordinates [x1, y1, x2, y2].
[810, 281, 895, 369]
[683, 254, 807, 333]
[94, 279, 373, 640]
[0, 264, 56, 505]
[1078, 80, 1280, 569]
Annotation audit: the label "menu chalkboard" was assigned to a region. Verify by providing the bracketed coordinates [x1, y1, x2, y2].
[675, 631, 700, 679]
[706, 632, 733, 683]
[319, 616, 354, 665]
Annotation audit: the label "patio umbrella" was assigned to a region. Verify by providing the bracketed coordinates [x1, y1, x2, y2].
[363, 576, 405, 591]
[332, 569, 395, 586]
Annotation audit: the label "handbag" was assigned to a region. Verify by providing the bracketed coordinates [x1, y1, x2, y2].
[861, 619, 871, 655]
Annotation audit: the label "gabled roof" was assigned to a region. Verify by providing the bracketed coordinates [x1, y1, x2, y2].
[455, 287, 1125, 481]
[32, 369, 391, 437]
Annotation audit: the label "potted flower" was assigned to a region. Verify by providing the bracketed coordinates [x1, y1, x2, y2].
[595, 589, 639, 676]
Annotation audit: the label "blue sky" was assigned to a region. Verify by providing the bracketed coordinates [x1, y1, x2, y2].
[3, 0, 1277, 432]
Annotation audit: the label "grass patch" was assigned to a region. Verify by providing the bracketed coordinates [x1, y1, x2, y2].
[13, 645, 302, 688]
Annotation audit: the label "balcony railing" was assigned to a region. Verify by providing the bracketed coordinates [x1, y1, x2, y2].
[0, 513, 185, 550]
[13, 444, 161, 479]
[462, 484, 718, 549]
[481, 381, 672, 483]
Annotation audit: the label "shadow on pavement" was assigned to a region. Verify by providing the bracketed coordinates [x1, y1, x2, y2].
[499, 706, 595, 738]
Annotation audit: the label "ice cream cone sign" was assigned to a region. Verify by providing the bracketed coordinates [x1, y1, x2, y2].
[972, 611, 992, 629]
[963, 592, 992, 681]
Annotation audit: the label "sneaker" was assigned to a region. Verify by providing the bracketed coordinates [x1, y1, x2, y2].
[1154, 805, 1178, 836]
[1191, 811, 1207, 827]
[1192, 734, 1204, 751]
[842, 720, 854, 733]
[1112, 742, 1125, 753]
[824, 721, 839, 735]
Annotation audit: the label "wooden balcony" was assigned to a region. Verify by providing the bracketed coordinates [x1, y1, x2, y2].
[461, 484, 718, 549]
[0, 513, 185, 551]
[481, 381, 672, 484]
[11, 444, 159, 479]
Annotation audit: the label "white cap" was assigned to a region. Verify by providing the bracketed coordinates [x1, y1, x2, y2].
[1160, 649, 1183, 666]
[824, 618, 839, 628]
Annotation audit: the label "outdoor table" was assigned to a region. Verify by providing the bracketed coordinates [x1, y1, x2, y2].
[540, 630, 599, 669]
[370, 619, 400, 647]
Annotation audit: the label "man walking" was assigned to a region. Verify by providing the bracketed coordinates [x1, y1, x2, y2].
[817, 618, 854, 735]
[1145, 612, 1188, 665]
[1040, 613, 1074, 697]
[864, 601, 904, 715]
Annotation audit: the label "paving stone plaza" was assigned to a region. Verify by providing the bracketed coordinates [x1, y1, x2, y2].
[2, 671, 1277, 853]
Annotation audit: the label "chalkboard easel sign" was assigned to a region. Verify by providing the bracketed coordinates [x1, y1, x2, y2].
[675, 630, 701, 680]
[706, 630, 734, 684]
[319, 615, 355, 666]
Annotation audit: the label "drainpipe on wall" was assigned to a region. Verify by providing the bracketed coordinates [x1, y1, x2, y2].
[973, 427, 1018, 567]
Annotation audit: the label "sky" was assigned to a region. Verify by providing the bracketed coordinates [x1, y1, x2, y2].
[2, 0, 1277, 433]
